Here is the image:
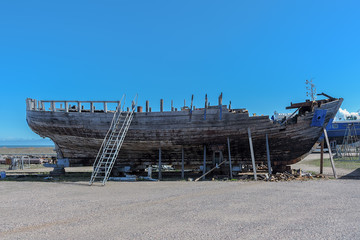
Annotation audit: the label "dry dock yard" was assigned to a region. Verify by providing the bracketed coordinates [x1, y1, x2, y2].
[1, 177, 360, 239]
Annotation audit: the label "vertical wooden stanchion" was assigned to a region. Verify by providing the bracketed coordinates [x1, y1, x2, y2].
[248, 128, 257, 180]
[158, 147, 162, 180]
[204, 94, 208, 120]
[160, 99, 164, 112]
[104, 102, 107, 113]
[266, 134, 272, 175]
[146, 100, 149, 113]
[324, 129, 337, 178]
[320, 140, 324, 174]
[65, 101, 69, 112]
[181, 146, 185, 179]
[202, 145, 206, 180]
[227, 137, 233, 179]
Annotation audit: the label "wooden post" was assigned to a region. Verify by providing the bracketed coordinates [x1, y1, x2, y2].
[190, 95, 194, 109]
[51, 101, 55, 112]
[90, 102, 94, 113]
[171, 100, 174, 111]
[202, 145, 206, 180]
[148, 166, 152, 178]
[65, 101, 69, 112]
[181, 146, 185, 179]
[158, 147, 162, 180]
[227, 137, 233, 179]
[324, 129, 337, 178]
[204, 94, 208, 120]
[78, 102, 81, 112]
[219, 92, 223, 120]
[229, 101, 232, 110]
[320, 140, 324, 174]
[104, 102, 107, 113]
[160, 99, 164, 112]
[248, 127, 257, 180]
[146, 100, 149, 113]
[266, 134, 272, 175]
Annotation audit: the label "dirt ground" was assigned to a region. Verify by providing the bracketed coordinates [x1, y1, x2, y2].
[1, 179, 360, 240]
[1, 153, 360, 239]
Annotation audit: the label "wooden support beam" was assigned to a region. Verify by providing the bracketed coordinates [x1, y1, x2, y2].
[181, 146, 185, 179]
[78, 102, 81, 112]
[90, 102, 94, 113]
[195, 159, 227, 182]
[227, 137, 233, 179]
[190, 95, 194, 121]
[320, 140, 324, 174]
[323, 129, 337, 178]
[158, 147, 162, 180]
[219, 92, 223, 120]
[266, 134, 272, 175]
[104, 102, 107, 113]
[51, 101, 55, 112]
[65, 101, 69, 112]
[171, 100, 174, 111]
[146, 100, 149, 113]
[248, 127, 257, 180]
[202, 145, 206, 180]
[204, 94, 208, 120]
[160, 99, 164, 112]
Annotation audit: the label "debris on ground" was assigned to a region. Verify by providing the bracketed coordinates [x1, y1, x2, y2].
[109, 175, 158, 182]
[268, 169, 315, 181]
[236, 169, 326, 182]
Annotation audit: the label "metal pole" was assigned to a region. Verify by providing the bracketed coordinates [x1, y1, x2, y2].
[324, 129, 337, 178]
[265, 134, 272, 175]
[227, 137, 233, 179]
[181, 146, 185, 179]
[158, 147, 162, 180]
[248, 128, 257, 180]
[202, 145, 206, 180]
[320, 140, 324, 174]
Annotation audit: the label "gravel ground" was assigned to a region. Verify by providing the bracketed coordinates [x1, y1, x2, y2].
[1, 180, 360, 240]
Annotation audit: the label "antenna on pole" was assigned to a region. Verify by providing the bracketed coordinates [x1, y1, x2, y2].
[306, 79, 317, 102]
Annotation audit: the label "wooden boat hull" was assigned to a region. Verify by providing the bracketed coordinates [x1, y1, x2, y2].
[26, 98, 343, 170]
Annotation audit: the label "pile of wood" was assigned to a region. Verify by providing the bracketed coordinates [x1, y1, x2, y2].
[267, 169, 328, 181]
[237, 169, 328, 181]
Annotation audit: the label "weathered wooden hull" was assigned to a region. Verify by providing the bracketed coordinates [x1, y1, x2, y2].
[26, 98, 343, 170]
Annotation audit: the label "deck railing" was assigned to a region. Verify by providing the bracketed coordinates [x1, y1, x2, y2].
[26, 98, 121, 113]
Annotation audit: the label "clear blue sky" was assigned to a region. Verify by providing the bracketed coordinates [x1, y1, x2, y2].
[0, 0, 359, 144]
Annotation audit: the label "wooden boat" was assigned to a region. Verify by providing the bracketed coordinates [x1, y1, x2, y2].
[26, 94, 343, 172]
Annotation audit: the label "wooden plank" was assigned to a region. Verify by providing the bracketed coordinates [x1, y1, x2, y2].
[227, 137, 233, 179]
[248, 128, 257, 180]
[323, 129, 337, 178]
[202, 145, 206, 180]
[320, 140, 324, 174]
[158, 147, 162, 180]
[181, 146, 184, 179]
[266, 133, 272, 175]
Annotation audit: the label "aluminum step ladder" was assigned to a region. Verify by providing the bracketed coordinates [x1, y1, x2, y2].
[89, 95, 137, 186]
